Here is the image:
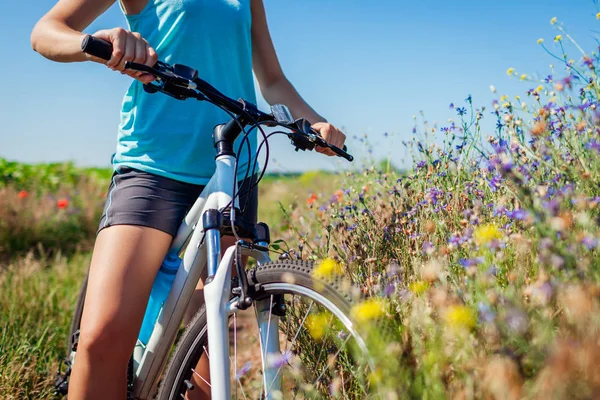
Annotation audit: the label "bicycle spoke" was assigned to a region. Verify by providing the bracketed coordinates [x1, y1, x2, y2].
[234, 312, 237, 400]
[259, 295, 275, 399]
[315, 334, 352, 386]
[191, 368, 211, 388]
[229, 356, 249, 400]
[264, 297, 314, 395]
[313, 312, 335, 382]
[288, 298, 314, 355]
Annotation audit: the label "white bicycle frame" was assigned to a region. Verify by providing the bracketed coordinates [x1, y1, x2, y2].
[130, 154, 282, 399]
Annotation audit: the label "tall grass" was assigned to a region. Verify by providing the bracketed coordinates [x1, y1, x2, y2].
[0, 253, 89, 399]
[275, 18, 600, 399]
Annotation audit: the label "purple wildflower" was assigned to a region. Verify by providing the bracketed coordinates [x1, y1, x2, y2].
[235, 362, 252, 380]
[459, 257, 484, 268]
[478, 302, 496, 323]
[506, 209, 529, 221]
[267, 351, 294, 369]
[586, 140, 600, 154]
[504, 308, 528, 334]
[488, 174, 503, 192]
[581, 235, 598, 250]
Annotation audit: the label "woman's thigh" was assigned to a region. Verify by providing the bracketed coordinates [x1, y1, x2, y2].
[78, 225, 173, 357]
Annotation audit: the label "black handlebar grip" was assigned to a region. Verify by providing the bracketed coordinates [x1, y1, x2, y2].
[331, 145, 354, 162]
[81, 34, 113, 62]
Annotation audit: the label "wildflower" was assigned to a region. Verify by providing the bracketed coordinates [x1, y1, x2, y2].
[506, 67, 515, 76]
[267, 350, 294, 369]
[478, 302, 496, 323]
[530, 121, 546, 136]
[554, 35, 562, 42]
[17, 190, 29, 199]
[474, 224, 502, 245]
[444, 305, 476, 330]
[535, 85, 543, 93]
[597, 12, 600, 19]
[312, 258, 343, 279]
[550, 17, 557, 25]
[350, 299, 386, 323]
[306, 313, 330, 340]
[235, 362, 252, 380]
[409, 280, 429, 295]
[57, 198, 69, 209]
[333, 189, 343, 202]
[306, 193, 317, 206]
[537, 38, 544, 44]
[504, 308, 528, 334]
[459, 257, 484, 268]
[490, 85, 496, 93]
[520, 74, 527, 81]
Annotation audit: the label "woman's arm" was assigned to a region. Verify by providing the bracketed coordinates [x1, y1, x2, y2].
[251, 0, 346, 155]
[31, 0, 157, 83]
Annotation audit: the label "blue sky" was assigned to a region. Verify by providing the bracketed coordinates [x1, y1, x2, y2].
[1, 0, 599, 173]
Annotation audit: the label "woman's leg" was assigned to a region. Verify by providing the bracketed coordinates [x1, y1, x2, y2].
[68, 225, 172, 400]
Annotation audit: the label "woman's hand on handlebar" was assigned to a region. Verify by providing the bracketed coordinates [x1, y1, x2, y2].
[87, 28, 157, 84]
[311, 122, 347, 157]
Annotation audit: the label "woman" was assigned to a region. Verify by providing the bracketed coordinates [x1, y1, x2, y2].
[31, 0, 345, 399]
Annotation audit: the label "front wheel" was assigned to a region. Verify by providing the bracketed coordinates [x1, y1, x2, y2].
[157, 260, 375, 400]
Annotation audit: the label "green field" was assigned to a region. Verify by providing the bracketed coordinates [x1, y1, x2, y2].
[2, 18, 600, 400]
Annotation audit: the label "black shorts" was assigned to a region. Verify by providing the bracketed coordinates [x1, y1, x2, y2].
[98, 167, 258, 237]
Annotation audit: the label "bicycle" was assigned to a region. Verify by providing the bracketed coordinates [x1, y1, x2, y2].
[55, 35, 375, 400]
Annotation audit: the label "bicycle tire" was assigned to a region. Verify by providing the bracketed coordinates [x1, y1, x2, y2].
[157, 260, 372, 400]
[67, 273, 88, 354]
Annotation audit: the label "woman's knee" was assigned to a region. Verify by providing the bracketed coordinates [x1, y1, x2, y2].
[78, 318, 135, 365]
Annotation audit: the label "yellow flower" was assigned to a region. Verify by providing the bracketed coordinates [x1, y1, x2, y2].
[306, 313, 330, 340]
[312, 258, 343, 279]
[506, 67, 515, 76]
[536, 85, 543, 93]
[350, 299, 386, 323]
[550, 17, 557, 25]
[444, 305, 476, 330]
[520, 74, 527, 81]
[554, 35, 563, 42]
[409, 280, 430, 295]
[597, 12, 600, 19]
[474, 223, 502, 245]
[537, 38, 544, 44]
[368, 369, 383, 385]
[500, 94, 508, 102]
[502, 102, 511, 108]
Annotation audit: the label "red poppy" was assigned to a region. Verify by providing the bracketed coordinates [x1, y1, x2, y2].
[57, 198, 69, 209]
[307, 193, 318, 206]
[17, 190, 29, 199]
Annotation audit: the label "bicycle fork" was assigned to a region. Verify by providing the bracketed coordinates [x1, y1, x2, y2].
[203, 210, 282, 399]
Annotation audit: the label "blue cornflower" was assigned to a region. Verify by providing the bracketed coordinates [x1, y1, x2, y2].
[478, 302, 496, 323]
[459, 257, 484, 267]
[456, 107, 467, 116]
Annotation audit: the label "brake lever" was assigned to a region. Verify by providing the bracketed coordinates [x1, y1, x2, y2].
[290, 118, 354, 162]
[124, 61, 202, 100]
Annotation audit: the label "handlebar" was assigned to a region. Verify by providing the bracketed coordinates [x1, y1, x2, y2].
[81, 35, 353, 162]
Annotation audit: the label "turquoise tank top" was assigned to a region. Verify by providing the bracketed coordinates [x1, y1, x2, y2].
[114, 0, 256, 185]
